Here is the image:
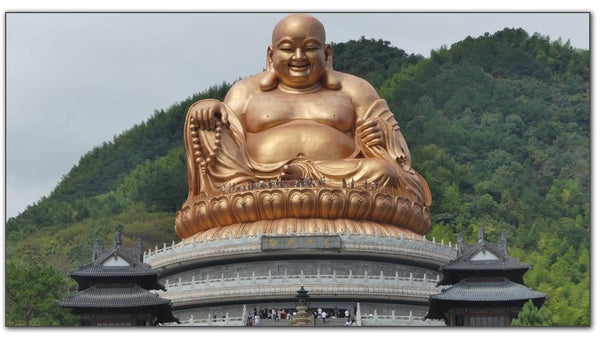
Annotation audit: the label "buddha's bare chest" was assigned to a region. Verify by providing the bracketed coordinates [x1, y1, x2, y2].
[244, 90, 355, 133]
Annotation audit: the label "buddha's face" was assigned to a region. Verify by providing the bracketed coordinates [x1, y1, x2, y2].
[269, 15, 330, 89]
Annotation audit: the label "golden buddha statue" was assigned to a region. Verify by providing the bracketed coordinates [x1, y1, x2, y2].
[175, 14, 432, 240]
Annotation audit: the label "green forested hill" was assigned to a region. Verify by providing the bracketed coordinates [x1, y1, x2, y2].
[379, 29, 589, 325]
[5, 29, 589, 326]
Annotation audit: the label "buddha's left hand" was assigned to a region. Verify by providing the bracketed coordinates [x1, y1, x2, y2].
[356, 119, 384, 147]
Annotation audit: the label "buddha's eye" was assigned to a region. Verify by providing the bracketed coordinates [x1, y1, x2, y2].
[279, 45, 293, 52]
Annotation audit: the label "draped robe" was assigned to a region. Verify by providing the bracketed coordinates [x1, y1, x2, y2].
[184, 98, 431, 207]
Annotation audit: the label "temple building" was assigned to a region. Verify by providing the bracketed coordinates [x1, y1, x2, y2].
[426, 229, 547, 326]
[60, 233, 178, 326]
[145, 226, 454, 326]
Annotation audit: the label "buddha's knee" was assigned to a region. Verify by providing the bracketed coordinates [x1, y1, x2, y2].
[362, 158, 399, 183]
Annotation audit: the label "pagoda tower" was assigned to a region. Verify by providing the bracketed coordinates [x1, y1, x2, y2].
[426, 229, 547, 326]
[60, 233, 178, 326]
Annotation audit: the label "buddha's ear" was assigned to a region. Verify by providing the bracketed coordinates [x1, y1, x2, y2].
[260, 46, 278, 91]
[322, 44, 341, 90]
[325, 44, 334, 68]
[265, 46, 274, 71]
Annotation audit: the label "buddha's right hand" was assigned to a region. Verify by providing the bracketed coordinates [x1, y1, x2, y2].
[190, 100, 229, 130]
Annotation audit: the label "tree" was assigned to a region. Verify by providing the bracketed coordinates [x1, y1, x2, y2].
[5, 259, 78, 326]
[511, 300, 553, 326]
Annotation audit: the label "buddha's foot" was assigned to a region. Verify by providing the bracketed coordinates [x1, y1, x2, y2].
[280, 163, 304, 181]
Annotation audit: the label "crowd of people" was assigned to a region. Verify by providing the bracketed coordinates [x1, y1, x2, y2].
[222, 177, 327, 194]
[244, 306, 357, 326]
[216, 177, 421, 206]
[245, 307, 294, 326]
[220, 177, 389, 195]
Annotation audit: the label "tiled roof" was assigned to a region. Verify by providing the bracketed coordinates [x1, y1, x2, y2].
[444, 241, 530, 271]
[442, 259, 529, 271]
[68, 233, 165, 290]
[70, 233, 157, 278]
[436, 230, 531, 286]
[69, 258, 158, 278]
[431, 279, 547, 302]
[59, 285, 171, 308]
[69, 249, 164, 291]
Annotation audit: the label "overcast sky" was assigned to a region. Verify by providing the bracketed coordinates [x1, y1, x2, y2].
[4, 12, 590, 220]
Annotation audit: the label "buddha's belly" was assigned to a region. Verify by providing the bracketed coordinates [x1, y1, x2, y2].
[246, 121, 356, 164]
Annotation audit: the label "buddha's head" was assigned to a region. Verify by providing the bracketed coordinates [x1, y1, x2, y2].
[261, 14, 340, 91]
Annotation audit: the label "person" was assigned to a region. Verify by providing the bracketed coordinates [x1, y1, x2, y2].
[321, 310, 327, 323]
[345, 309, 350, 321]
[184, 14, 431, 208]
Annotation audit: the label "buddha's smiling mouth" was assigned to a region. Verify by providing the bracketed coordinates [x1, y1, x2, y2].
[289, 63, 310, 72]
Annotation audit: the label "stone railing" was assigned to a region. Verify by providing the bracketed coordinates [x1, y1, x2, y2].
[164, 270, 440, 291]
[173, 313, 244, 327]
[145, 231, 457, 269]
[159, 271, 441, 308]
[358, 310, 445, 326]
[355, 303, 445, 326]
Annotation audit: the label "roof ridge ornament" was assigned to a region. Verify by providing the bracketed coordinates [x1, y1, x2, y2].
[93, 238, 102, 261]
[114, 232, 122, 250]
[477, 228, 485, 243]
[136, 238, 143, 262]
